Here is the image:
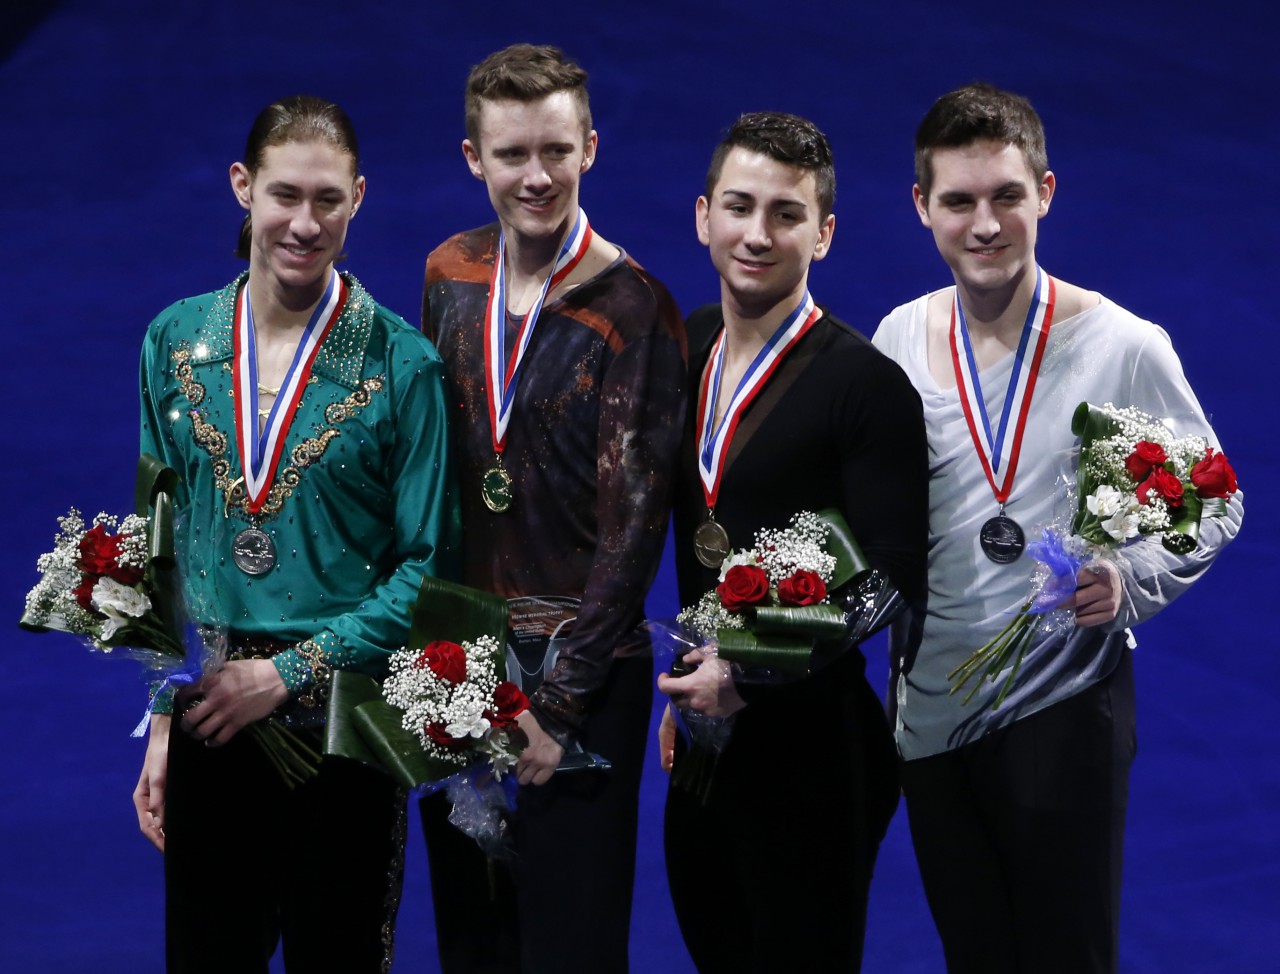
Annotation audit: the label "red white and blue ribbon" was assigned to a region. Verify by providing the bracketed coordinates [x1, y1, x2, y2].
[233, 268, 345, 515]
[483, 207, 593, 455]
[697, 292, 822, 508]
[949, 267, 1055, 506]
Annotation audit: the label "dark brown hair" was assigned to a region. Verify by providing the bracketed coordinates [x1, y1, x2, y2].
[705, 111, 836, 219]
[914, 82, 1047, 201]
[464, 44, 591, 147]
[235, 95, 360, 259]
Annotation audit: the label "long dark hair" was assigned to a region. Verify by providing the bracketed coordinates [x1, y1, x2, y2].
[236, 95, 360, 259]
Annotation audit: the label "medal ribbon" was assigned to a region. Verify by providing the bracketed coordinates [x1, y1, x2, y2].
[697, 292, 821, 508]
[483, 207, 593, 455]
[233, 268, 346, 515]
[949, 267, 1055, 506]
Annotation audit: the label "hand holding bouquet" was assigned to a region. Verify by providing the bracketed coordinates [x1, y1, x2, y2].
[20, 457, 321, 786]
[949, 401, 1239, 708]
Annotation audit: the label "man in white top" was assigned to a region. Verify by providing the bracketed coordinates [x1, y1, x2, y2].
[873, 82, 1243, 974]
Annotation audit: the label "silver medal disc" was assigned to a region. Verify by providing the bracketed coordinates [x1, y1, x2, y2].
[232, 527, 277, 576]
[979, 514, 1025, 564]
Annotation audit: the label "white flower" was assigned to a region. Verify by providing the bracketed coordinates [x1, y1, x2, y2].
[1085, 485, 1140, 541]
[446, 711, 491, 740]
[382, 635, 516, 766]
[91, 577, 152, 639]
[717, 549, 760, 582]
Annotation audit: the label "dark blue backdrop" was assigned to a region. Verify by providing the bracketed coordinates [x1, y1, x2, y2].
[2, 2, 1275, 971]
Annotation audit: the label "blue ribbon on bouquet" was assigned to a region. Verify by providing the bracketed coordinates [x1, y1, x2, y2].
[129, 651, 202, 737]
[1024, 528, 1087, 614]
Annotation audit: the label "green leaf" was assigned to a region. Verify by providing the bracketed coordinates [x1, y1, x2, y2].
[815, 508, 870, 590]
[326, 671, 461, 789]
[136, 454, 178, 569]
[1070, 402, 1124, 521]
[408, 575, 509, 653]
[324, 670, 386, 766]
[716, 629, 812, 678]
[750, 603, 848, 639]
[352, 700, 460, 790]
[135, 454, 183, 644]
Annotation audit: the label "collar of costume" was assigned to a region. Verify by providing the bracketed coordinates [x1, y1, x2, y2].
[949, 266, 1055, 505]
[697, 292, 821, 508]
[233, 268, 346, 515]
[483, 207, 593, 454]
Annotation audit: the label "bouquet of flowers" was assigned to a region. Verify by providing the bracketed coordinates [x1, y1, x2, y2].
[382, 635, 528, 778]
[677, 510, 867, 677]
[21, 507, 183, 664]
[20, 457, 321, 786]
[950, 401, 1239, 707]
[326, 574, 538, 852]
[659, 509, 904, 800]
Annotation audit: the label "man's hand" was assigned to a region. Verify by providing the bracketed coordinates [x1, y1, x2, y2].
[656, 649, 746, 719]
[177, 658, 289, 747]
[133, 714, 170, 852]
[658, 704, 677, 773]
[515, 709, 564, 787]
[1066, 560, 1123, 627]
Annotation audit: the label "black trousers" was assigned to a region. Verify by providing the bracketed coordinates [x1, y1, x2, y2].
[901, 649, 1137, 974]
[420, 656, 652, 974]
[164, 721, 405, 974]
[664, 658, 900, 974]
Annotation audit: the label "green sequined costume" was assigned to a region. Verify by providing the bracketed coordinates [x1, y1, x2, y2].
[139, 270, 460, 707]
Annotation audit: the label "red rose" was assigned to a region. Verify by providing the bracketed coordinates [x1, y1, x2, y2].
[415, 640, 467, 684]
[717, 564, 770, 611]
[1190, 447, 1238, 498]
[109, 559, 144, 587]
[776, 569, 827, 606]
[1124, 440, 1168, 481]
[73, 576, 97, 612]
[77, 524, 122, 575]
[486, 681, 529, 729]
[424, 722, 466, 750]
[1137, 467, 1185, 507]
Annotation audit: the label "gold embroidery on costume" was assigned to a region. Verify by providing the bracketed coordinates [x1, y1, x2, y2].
[172, 341, 386, 520]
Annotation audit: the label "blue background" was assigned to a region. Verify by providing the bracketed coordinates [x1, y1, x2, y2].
[2, 1, 1275, 970]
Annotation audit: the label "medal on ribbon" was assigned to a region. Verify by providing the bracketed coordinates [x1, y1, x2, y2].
[481, 208, 593, 513]
[695, 292, 822, 568]
[231, 268, 346, 574]
[950, 267, 1055, 564]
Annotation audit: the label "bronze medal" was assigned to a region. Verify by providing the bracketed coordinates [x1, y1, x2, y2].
[979, 514, 1025, 564]
[482, 464, 514, 514]
[693, 516, 731, 569]
[232, 527, 277, 575]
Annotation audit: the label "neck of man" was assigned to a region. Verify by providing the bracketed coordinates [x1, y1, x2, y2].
[502, 216, 571, 308]
[249, 265, 333, 339]
[953, 261, 1040, 345]
[719, 278, 809, 369]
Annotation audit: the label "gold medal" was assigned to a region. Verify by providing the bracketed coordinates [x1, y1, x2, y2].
[693, 514, 731, 569]
[482, 463, 514, 514]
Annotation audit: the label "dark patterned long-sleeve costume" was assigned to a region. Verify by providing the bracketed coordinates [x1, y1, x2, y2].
[666, 304, 928, 974]
[420, 224, 686, 972]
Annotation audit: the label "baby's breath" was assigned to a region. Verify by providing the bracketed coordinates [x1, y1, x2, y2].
[382, 634, 517, 769]
[678, 510, 835, 639]
[753, 511, 836, 584]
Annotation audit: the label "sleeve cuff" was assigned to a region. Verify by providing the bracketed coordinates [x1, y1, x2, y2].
[150, 683, 176, 716]
[272, 633, 340, 708]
